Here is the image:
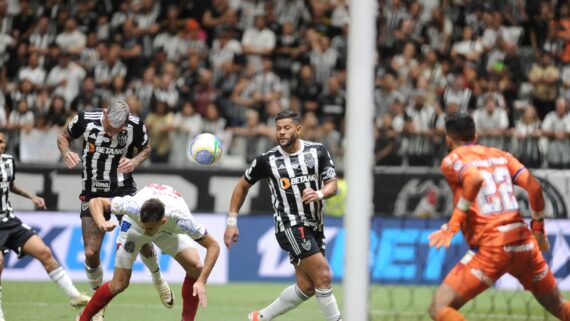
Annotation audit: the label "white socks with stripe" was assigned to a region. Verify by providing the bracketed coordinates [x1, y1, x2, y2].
[315, 288, 342, 321]
[84, 263, 103, 291]
[48, 267, 81, 299]
[258, 284, 310, 320]
[140, 251, 163, 284]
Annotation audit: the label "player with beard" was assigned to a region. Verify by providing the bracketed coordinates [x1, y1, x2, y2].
[224, 111, 343, 321]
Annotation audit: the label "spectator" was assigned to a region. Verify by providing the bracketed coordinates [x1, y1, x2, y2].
[450, 26, 483, 62]
[202, 0, 237, 45]
[46, 95, 68, 127]
[153, 73, 179, 110]
[117, 19, 143, 80]
[192, 69, 217, 117]
[252, 57, 282, 108]
[110, 1, 131, 31]
[241, 13, 276, 70]
[201, 103, 228, 146]
[230, 109, 270, 163]
[153, 7, 186, 62]
[145, 99, 174, 163]
[294, 64, 320, 115]
[71, 76, 103, 112]
[94, 44, 127, 89]
[79, 32, 100, 72]
[132, 66, 156, 115]
[209, 27, 241, 83]
[318, 76, 346, 127]
[170, 101, 203, 166]
[17, 52, 45, 88]
[75, 0, 97, 34]
[275, 0, 310, 30]
[28, 16, 54, 59]
[45, 52, 86, 104]
[375, 113, 402, 166]
[7, 99, 34, 158]
[55, 18, 86, 55]
[513, 105, 543, 168]
[184, 19, 208, 59]
[321, 117, 343, 160]
[541, 98, 570, 169]
[528, 51, 560, 120]
[404, 89, 436, 166]
[133, 0, 161, 58]
[421, 7, 452, 55]
[379, 0, 409, 57]
[473, 96, 509, 149]
[7, 79, 36, 114]
[559, 4, 570, 64]
[309, 34, 338, 87]
[442, 75, 475, 112]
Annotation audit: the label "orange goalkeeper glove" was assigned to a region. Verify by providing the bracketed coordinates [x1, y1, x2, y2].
[429, 208, 467, 249]
[531, 219, 550, 251]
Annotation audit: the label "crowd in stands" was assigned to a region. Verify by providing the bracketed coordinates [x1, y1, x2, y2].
[1, 0, 570, 169]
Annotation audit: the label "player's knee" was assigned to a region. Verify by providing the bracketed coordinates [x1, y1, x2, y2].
[298, 284, 315, 297]
[36, 246, 54, 264]
[84, 246, 100, 261]
[111, 278, 130, 294]
[314, 266, 332, 289]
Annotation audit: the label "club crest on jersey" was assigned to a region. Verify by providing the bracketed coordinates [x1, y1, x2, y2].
[304, 154, 314, 168]
[301, 239, 312, 251]
[124, 241, 135, 253]
[117, 132, 128, 146]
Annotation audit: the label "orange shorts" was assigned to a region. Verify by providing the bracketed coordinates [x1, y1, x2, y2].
[444, 240, 557, 301]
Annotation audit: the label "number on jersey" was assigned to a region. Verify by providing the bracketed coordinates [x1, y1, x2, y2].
[476, 167, 518, 215]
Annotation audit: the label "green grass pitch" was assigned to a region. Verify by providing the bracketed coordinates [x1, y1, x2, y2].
[1, 282, 566, 320]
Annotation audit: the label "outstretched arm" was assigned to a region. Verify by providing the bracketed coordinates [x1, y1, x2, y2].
[10, 181, 46, 209]
[88, 198, 116, 232]
[429, 166, 483, 249]
[57, 126, 81, 169]
[193, 234, 221, 308]
[224, 177, 253, 249]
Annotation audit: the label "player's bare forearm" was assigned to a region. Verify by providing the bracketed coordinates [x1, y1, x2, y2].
[10, 182, 35, 199]
[196, 234, 220, 284]
[229, 177, 252, 217]
[57, 127, 73, 155]
[132, 145, 151, 168]
[88, 198, 113, 230]
[320, 178, 338, 199]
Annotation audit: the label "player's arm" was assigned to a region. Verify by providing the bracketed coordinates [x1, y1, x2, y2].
[118, 122, 151, 173]
[88, 197, 116, 232]
[513, 169, 550, 250]
[9, 181, 46, 209]
[58, 114, 83, 169]
[429, 165, 484, 249]
[193, 233, 221, 308]
[302, 178, 337, 204]
[224, 177, 253, 249]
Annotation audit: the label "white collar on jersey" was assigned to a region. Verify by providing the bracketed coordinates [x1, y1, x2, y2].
[278, 140, 305, 156]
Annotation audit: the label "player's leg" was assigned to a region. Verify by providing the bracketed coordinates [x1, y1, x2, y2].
[298, 252, 342, 321]
[81, 212, 106, 291]
[78, 267, 132, 321]
[512, 243, 570, 320]
[139, 242, 173, 308]
[21, 233, 89, 307]
[251, 265, 313, 321]
[429, 249, 498, 321]
[173, 247, 202, 321]
[0, 251, 5, 321]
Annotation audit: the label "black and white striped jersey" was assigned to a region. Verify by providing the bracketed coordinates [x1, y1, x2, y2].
[0, 154, 17, 227]
[67, 109, 149, 198]
[244, 140, 337, 232]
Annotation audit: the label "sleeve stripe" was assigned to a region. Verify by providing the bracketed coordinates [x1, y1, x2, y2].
[512, 168, 527, 182]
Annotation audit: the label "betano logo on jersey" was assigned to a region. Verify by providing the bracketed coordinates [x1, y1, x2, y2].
[87, 145, 127, 155]
[279, 174, 318, 190]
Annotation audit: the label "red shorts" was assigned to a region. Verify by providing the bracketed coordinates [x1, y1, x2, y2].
[444, 240, 556, 301]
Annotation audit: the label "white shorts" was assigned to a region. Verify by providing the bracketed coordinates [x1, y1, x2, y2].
[115, 229, 196, 269]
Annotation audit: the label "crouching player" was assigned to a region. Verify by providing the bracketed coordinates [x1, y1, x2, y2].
[428, 112, 570, 321]
[77, 183, 220, 321]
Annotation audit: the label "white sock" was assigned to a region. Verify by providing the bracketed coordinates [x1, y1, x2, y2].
[315, 288, 342, 321]
[84, 262, 103, 291]
[48, 267, 81, 299]
[259, 285, 310, 320]
[0, 286, 4, 319]
[140, 252, 162, 283]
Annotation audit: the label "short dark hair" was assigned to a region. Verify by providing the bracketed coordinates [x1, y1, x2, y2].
[275, 111, 301, 124]
[140, 198, 165, 223]
[445, 112, 476, 142]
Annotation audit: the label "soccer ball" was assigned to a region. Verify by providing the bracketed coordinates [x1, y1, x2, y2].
[188, 133, 223, 166]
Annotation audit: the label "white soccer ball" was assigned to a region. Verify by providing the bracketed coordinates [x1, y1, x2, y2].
[188, 133, 224, 166]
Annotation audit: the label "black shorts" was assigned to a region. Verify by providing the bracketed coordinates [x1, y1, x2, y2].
[275, 225, 325, 265]
[0, 220, 36, 258]
[79, 191, 134, 220]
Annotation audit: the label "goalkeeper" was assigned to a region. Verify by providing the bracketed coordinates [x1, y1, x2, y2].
[428, 112, 570, 321]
